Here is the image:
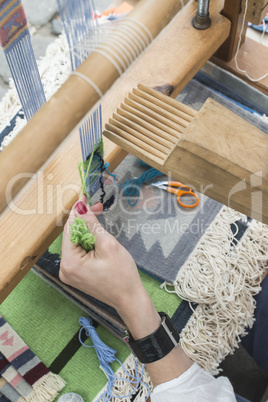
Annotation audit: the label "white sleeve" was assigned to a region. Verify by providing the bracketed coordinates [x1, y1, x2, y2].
[151, 363, 236, 402]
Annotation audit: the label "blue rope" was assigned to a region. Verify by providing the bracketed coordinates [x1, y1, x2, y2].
[79, 317, 150, 401]
[104, 162, 163, 206]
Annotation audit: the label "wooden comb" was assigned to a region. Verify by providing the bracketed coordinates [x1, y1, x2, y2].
[103, 84, 268, 223]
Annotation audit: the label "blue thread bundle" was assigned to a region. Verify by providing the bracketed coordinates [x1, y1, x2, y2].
[104, 163, 163, 206]
[79, 317, 150, 401]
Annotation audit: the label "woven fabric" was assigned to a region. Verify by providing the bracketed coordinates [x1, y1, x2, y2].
[0, 0, 28, 51]
[0, 352, 32, 399]
[0, 377, 20, 401]
[0, 315, 66, 401]
[0, 269, 181, 401]
[0, 0, 46, 121]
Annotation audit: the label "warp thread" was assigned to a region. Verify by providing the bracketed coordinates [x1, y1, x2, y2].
[79, 317, 150, 402]
[0, 0, 46, 120]
[57, 0, 103, 163]
[104, 162, 163, 206]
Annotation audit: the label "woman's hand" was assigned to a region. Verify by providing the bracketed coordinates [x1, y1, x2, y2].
[60, 195, 193, 386]
[60, 195, 149, 316]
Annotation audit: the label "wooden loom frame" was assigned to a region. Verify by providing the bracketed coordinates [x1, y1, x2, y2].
[0, 0, 266, 302]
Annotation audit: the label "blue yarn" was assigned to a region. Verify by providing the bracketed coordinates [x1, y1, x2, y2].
[79, 317, 150, 401]
[104, 162, 163, 206]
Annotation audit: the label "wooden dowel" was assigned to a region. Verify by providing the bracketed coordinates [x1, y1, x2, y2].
[0, 0, 187, 214]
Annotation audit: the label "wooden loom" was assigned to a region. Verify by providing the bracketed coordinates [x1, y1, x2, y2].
[0, 0, 267, 302]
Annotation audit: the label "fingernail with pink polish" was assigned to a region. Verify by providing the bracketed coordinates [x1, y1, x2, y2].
[75, 201, 88, 215]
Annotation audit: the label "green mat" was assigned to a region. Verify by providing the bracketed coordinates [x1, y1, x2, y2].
[0, 269, 181, 400]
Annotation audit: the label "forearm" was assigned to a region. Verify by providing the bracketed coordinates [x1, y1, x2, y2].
[118, 288, 193, 387]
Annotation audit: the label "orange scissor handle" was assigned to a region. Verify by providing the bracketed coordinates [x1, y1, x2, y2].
[166, 182, 199, 209]
[177, 190, 199, 209]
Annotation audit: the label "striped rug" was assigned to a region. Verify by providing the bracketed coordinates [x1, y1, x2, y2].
[0, 315, 65, 401]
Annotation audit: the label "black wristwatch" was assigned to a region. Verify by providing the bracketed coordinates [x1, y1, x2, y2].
[124, 312, 180, 364]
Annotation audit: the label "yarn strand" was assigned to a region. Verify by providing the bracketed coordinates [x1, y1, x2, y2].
[234, 0, 268, 82]
[104, 162, 163, 206]
[79, 317, 150, 401]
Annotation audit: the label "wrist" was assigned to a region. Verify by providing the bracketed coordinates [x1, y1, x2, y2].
[118, 287, 161, 341]
[126, 312, 180, 364]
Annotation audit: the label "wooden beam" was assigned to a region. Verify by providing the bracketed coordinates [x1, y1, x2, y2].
[0, 0, 187, 215]
[214, 0, 247, 62]
[241, 0, 268, 25]
[0, 0, 230, 302]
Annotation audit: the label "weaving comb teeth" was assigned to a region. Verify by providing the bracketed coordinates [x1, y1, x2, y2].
[103, 83, 197, 165]
[103, 84, 268, 224]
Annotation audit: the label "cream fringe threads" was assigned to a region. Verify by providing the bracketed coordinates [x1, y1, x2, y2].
[95, 209, 268, 400]
[168, 207, 268, 374]
[18, 373, 66, 402]
[94, 354, 153, 402]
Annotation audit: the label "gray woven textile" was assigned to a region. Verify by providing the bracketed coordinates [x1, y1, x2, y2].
[93, 78, 268, 283]
[96, 157, 222, 282]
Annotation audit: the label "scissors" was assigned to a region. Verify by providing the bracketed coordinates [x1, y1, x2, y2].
[151, 181, 199, 209]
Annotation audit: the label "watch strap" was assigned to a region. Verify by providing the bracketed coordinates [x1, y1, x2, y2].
[126, 312, 180, 364]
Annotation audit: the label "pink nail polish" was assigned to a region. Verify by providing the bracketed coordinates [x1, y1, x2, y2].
[75, 201, 88, 215]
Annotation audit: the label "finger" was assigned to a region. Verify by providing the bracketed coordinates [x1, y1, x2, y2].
[90, 201, 103, 216]
[74, 204, 107, 246]
[61, 215, 84, 263]
[61, 196, 89, 257]
[61, 198, 101, 262]
[80, 194, 88, 205]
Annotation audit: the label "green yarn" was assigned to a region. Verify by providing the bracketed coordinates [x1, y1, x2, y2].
[48, 142, 102, 257]
[48, 219, 95, 257]
[70, 217, 95, 252]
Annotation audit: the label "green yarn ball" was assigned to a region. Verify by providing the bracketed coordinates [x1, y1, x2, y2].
[70, 218, 95, 252]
